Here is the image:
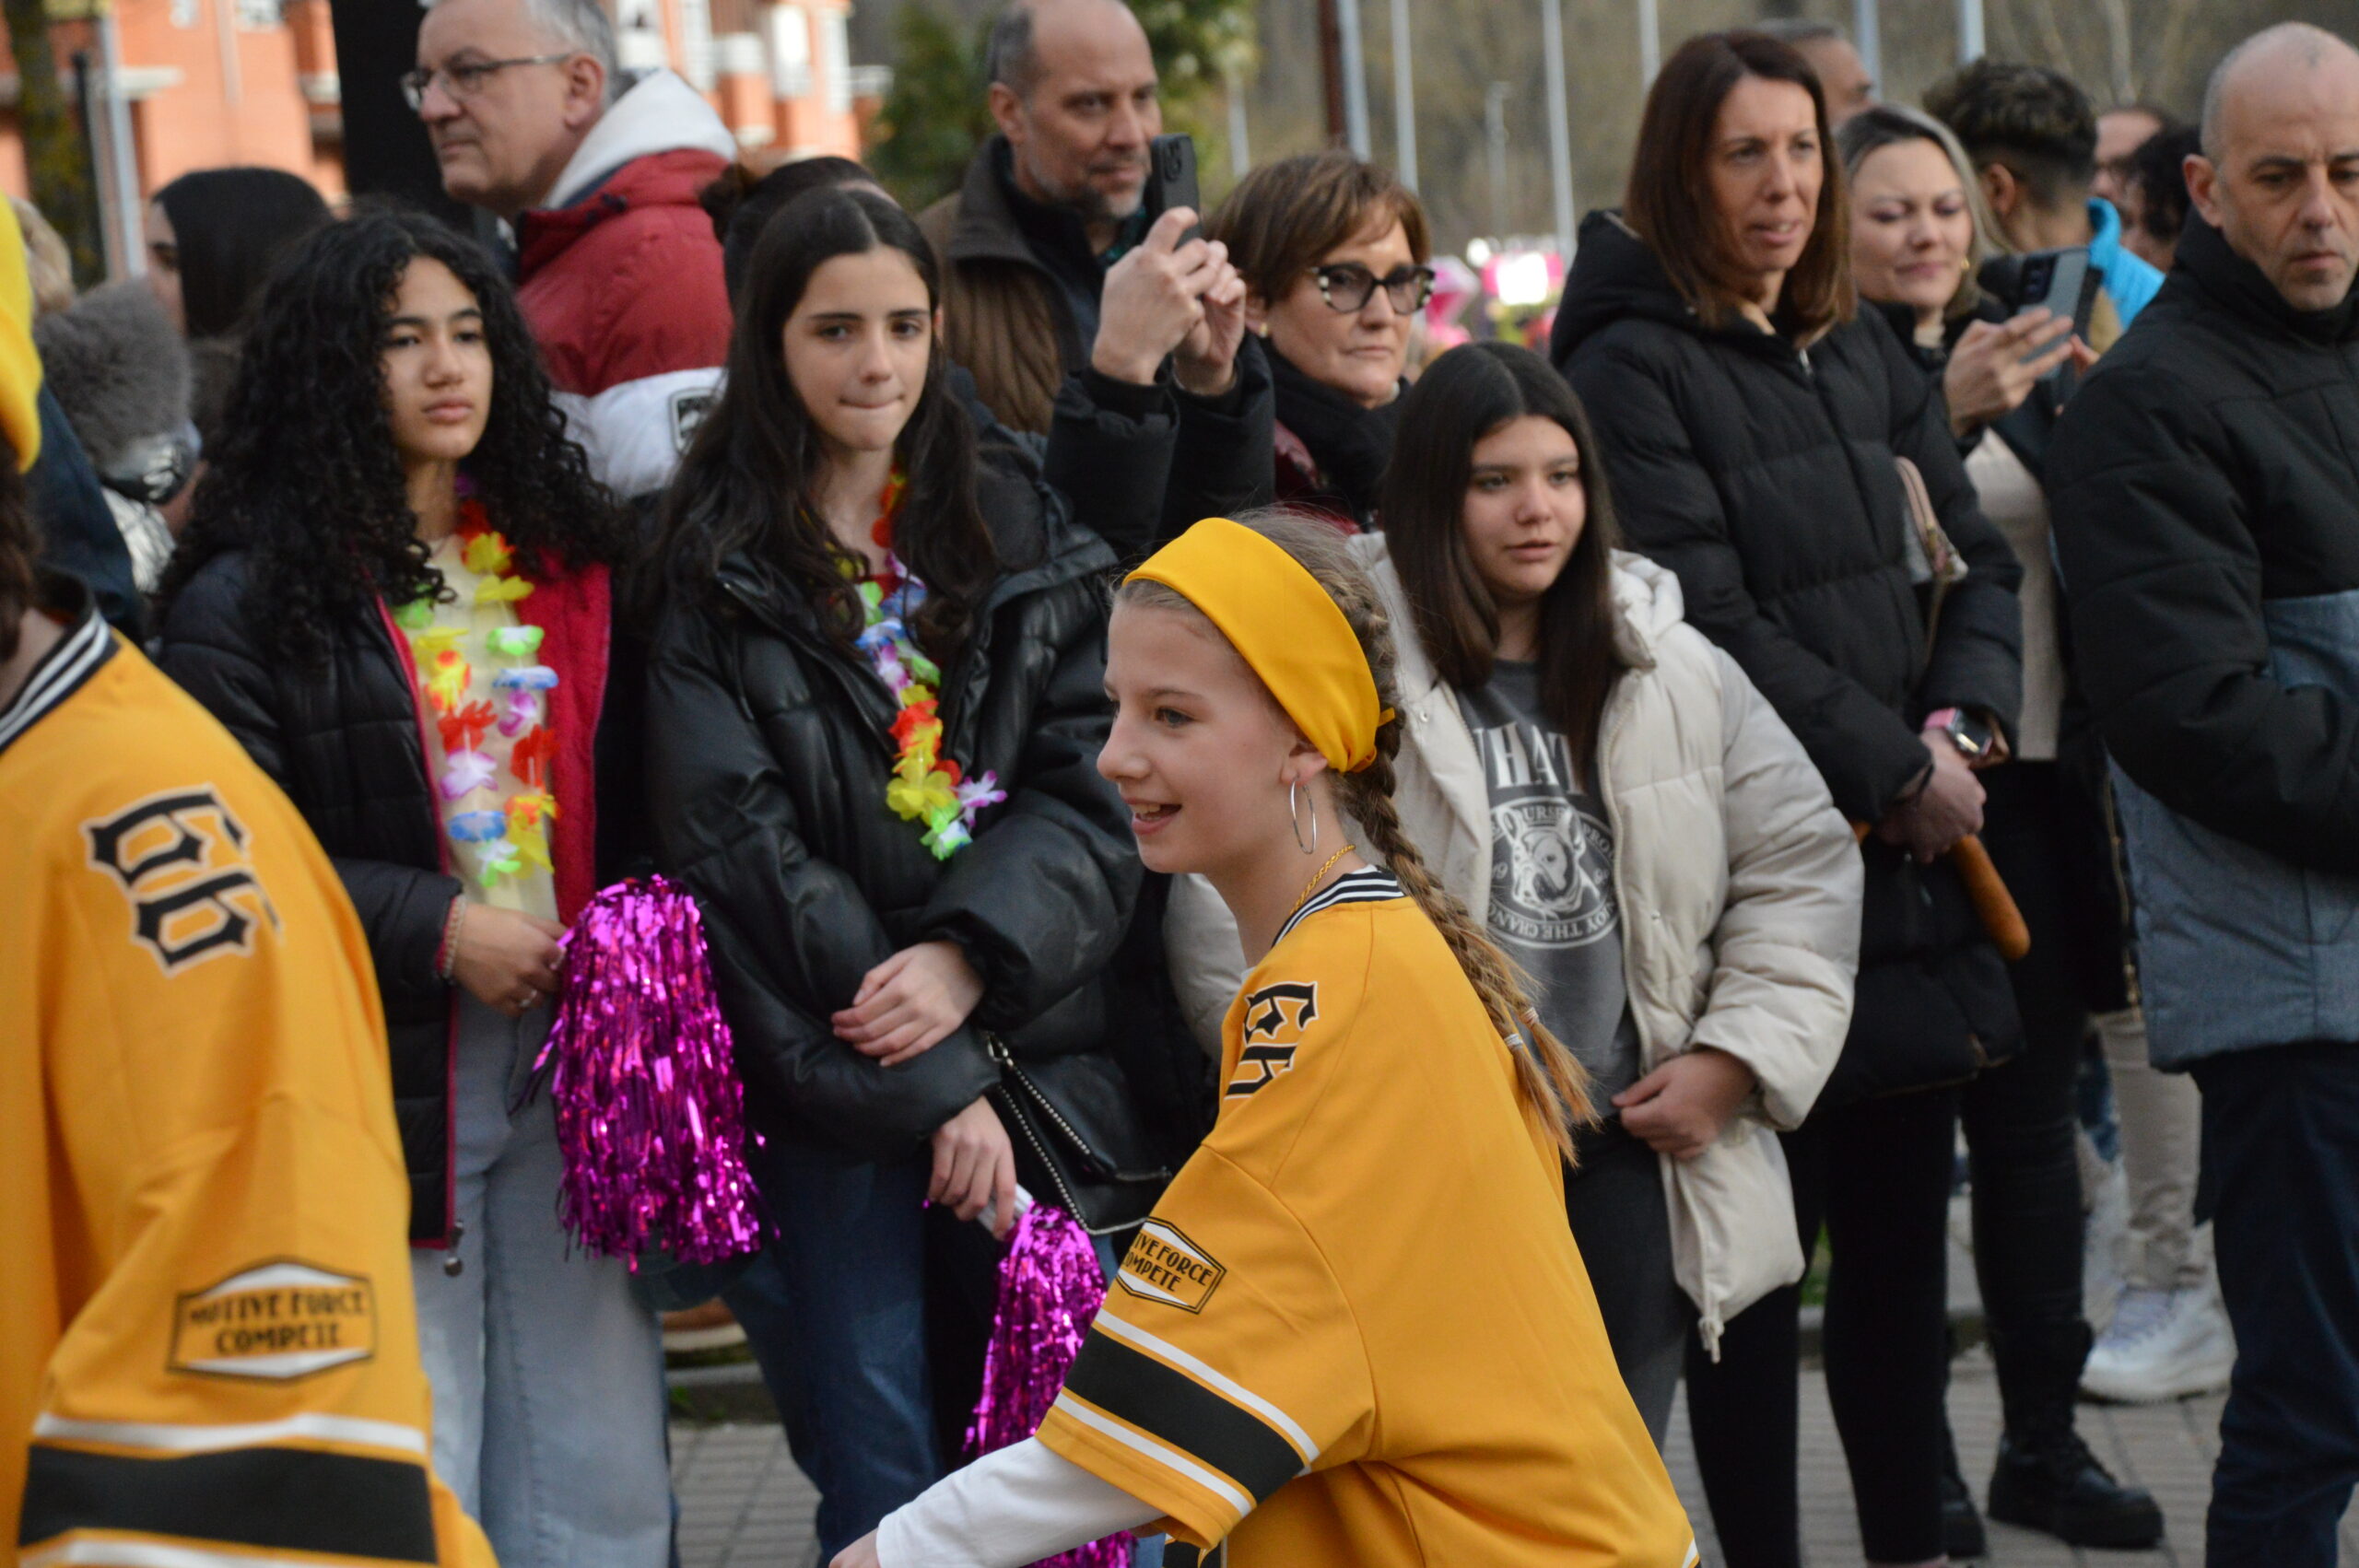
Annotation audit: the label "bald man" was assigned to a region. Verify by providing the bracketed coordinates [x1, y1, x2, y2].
[2048, 25, 2359, 1566]
[916, 0, 1273, 556]
[1757, 19, 1875, 123]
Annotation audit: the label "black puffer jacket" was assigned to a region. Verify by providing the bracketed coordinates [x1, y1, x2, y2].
[1555, 211, 2025, 1098]
[2049, 216, 2359, 1067]
[644, 462, 1147, 1160]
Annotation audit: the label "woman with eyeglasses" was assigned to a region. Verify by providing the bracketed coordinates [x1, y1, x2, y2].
[1207, 152, 1435, 532]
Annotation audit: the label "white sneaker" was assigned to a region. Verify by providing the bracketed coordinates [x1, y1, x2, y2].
[2081, 1283, 2236, 1402]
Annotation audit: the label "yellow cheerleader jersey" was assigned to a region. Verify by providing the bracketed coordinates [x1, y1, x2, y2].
[1, 590, 492, 1568]
[1036, 868, 1697, 1566]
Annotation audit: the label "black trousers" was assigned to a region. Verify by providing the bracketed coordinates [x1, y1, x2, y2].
[2194, 1043, 2359, 1567]
[1565, 1128, 1691, 1445]
[1686, 1085, 1960, 1566]
[1959, 763, 2101, 1433]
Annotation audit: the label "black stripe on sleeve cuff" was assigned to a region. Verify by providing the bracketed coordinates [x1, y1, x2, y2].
[21, 1443, 438, 1562]
[1063, 1333, 1302, 1505]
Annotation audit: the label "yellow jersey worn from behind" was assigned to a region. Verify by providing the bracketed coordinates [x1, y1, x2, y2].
[0, 587, 492, 1568]
[1037, 868, 1697, 1566]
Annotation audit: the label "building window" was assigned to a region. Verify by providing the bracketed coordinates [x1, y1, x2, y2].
[768, 4, 812, 100]
[818, 7, 849, 115]
[678, 0, 714, 89]
[234, 0, 280, 28]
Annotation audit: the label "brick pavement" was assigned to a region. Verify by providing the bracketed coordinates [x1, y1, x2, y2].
[669, 1351, 2359, 1567]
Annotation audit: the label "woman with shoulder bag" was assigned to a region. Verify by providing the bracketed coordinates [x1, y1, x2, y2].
[1841, 104, 2165, 1552]
[1167, 341, 1862, 1442]
[642, 185, 1152, 1558]
[1551, 31, 2025, 1568]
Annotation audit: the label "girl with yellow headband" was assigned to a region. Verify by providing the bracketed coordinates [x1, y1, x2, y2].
[840, 511, 1697, 1567]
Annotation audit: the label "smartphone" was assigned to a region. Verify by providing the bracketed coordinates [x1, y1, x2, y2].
[2011, 245, 2095, 379]
[1141, 134, 1203, 242]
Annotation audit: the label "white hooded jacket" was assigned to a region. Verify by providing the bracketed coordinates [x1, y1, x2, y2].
[1167, 537, 1862, 1352]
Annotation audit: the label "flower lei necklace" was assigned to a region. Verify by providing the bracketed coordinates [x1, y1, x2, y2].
[394, 499, 558, 889]
[851, 471, 1005, 859]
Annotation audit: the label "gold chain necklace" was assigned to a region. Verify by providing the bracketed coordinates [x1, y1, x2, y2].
[1297, 846, 1355, 909]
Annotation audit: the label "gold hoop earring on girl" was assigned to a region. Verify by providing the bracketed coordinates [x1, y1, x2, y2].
[1289, 778, 1320, 855]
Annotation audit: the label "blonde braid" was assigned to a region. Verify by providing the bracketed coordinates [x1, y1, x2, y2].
[1332, 731, 1597, 1164]
[1122, 509, 1597, 1164]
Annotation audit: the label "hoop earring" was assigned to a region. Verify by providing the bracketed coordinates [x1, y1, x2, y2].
[1289, 780, 1319, 855]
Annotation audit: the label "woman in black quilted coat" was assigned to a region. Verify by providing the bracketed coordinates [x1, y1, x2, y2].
[1551, 32, 2024, 1568]
[644, 186, 1159, 1558]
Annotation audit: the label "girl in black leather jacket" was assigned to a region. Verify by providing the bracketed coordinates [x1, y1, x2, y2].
[643, 186, 1145, 1557]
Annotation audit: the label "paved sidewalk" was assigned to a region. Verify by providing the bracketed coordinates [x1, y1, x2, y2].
[669, 1348, 2358, 1568]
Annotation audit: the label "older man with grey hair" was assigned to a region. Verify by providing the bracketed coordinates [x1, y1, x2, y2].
[2048, 22, 2359, 1566]
[412, 0, 735, 499]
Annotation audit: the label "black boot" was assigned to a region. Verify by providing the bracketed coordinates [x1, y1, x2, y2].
[1986, 1424, 2165, 1549]
[1939, 1422, 1988, 1559]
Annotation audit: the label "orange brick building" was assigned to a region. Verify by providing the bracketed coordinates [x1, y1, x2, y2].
[0, 0, 875, 260]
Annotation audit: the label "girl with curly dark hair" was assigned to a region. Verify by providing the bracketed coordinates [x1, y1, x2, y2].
[157, 205, 667, 1568]
[645, 185, 1153, 1556]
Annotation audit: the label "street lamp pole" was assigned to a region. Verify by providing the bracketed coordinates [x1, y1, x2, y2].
[1542, 0, 1575, 255]
[1337, 0, 1371, 157]
[1853, 0, 1881, 86]
[1957, 0, 1985, 64]
[1389, 0, 1416, 188]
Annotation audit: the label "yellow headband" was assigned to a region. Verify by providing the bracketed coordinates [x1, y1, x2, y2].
[1125, 517, 1391, 773]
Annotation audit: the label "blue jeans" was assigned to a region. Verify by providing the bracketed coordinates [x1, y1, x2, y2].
[727, 1145, 941, 1558]
[2192, 1043, 2359, 1568]
[409, 995, 671, 1568]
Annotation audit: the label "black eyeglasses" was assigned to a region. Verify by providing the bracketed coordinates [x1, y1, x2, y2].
[402, 53, 575, 112]
[1308, 262, 1437, 314]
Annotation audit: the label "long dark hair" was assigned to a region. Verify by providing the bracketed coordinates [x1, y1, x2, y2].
[700, 156, 875, 303]
[152, 167, 331, 340]
[1625, 29, 1853, 335]
[1378, 342, 1625, 781]
[658, 185, 995, 661]
[160, 205, 624, 665]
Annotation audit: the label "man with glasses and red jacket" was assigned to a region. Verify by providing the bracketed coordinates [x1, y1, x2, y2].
[411, 0, 735, 502]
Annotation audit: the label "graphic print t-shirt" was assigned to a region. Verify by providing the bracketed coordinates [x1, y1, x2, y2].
[1457, 659, 1641, 1096]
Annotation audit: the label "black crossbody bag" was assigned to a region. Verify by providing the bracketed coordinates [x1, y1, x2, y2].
[984, 1035, 1173, 1235]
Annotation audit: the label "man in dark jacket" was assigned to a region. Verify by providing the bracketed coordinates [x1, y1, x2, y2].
[2048, 25, 2359, 1566]
[919, 0, 1273, 552]
[414, 0, 734, 500]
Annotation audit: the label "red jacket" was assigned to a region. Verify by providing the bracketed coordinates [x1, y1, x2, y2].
[515, 71, 735, 499]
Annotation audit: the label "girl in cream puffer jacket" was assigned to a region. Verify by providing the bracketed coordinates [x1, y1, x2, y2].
[1168, 345, 1860, 1438]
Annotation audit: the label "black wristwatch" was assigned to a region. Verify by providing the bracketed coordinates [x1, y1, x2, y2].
[1924, 706, 1995, 762]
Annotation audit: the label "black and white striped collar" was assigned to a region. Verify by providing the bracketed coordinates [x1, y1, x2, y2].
[0, 573, 115, 759]
[1273, 866, 1404, 948]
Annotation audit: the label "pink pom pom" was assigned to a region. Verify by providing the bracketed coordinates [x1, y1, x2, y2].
[535, 877, 764, 1266]
[968, 1204, 1133, 1568]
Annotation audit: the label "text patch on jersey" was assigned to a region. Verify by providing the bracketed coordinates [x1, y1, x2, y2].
[170, 1260, 377, 1380]
[1228, 980, 1319, 1099]
[83, 786, 280, 973]
[1117, 1219, 1226, 1313]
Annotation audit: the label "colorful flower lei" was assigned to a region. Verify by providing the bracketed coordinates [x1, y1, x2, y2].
[854, 473, 1005, 859]
[394, 502, 558, 889]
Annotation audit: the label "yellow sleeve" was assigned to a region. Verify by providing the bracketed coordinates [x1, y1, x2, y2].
[22, 732, 487, 1567]
[1035, 1146, 1376, 1550]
